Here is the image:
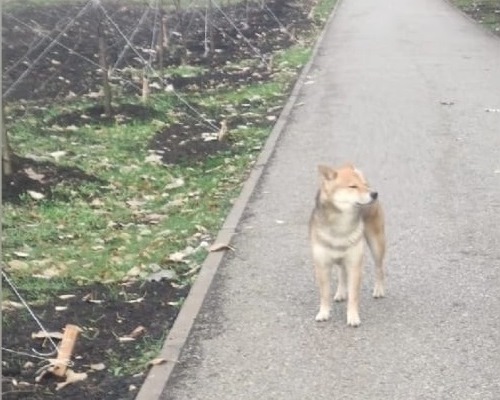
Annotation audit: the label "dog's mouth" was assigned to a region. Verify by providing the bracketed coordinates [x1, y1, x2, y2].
[356, 199, 375, 207]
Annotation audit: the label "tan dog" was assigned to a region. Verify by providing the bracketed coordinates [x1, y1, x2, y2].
[309, 164, 385, 327]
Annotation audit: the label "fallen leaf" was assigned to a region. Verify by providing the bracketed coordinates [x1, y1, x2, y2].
[55, 369, 88, 391]
[125, 296, 145, 303]
[90, 198, 104, 208]
[118, 336, 136, 343]
[144, 153, 163, 165]
[209, 243, 235, 252]
[126, 266, 142, 277]
[27, 190, 45, 200]
[142, 213, 166, 224]
[13, 251, 30, 258]
[146, 269, 178, 282]
[49, 150, 67, 161]
[58, 294, 76, 300]
[202, 132, 218, 142]
[24, 168, 45, 182]
[128, 326, 146, 339]
[33, 266, 61, 279]
[164, 178, 185, 190]
[89, 363, 106, 371]
[168, 252, 187, 263]
[31, 331, 64, 340]
[147, 358, 167, 366]
[126, 199, 146, 209]
[7, 260, 29, 271]
[81, 294, 104, 303]
[2, 300, 24, 311]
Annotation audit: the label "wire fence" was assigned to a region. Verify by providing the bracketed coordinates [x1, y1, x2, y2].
[3, 0, 309, 132]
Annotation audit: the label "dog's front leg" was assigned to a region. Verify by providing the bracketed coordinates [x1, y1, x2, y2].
[314, 261, 332, 322]
[363, 204, 386, 298]
[333, 264, 347, 302]
[345, 247, 364, 327]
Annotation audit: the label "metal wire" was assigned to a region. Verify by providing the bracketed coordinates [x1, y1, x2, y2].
[2, 270, 59, 357]
[2, 0, 94, 100]
[210, 0, 269, 67]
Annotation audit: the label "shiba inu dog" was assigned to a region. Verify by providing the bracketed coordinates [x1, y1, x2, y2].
[309, 164, 385, 327]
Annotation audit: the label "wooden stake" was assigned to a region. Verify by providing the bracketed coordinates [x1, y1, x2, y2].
[142, 71, 150, 103]
[52, 324, 81, 377]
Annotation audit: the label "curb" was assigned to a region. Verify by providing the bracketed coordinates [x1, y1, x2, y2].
[135, 2, 344, 399]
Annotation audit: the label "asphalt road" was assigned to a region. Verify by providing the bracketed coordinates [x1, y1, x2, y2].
[160, 0, 500, 398]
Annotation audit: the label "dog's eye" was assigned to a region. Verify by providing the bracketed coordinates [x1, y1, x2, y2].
[349, 185, 358, 189]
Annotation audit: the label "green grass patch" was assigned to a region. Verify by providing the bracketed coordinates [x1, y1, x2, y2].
[451, 0, 500, 34]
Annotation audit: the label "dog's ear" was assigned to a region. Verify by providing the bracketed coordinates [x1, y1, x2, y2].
[343, 162, 355, 170]
[318, 165, 337, 180]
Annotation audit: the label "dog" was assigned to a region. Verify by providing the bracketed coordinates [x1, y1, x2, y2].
[309, 163, 385, 327]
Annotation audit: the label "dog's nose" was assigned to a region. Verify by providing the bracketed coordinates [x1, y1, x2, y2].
[370, 192, 378, 200]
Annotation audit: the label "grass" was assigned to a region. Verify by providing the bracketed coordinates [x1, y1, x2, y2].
[451, 0, 500, 34]
[2, 68, 294, 290]
[2, 0, 338, 381]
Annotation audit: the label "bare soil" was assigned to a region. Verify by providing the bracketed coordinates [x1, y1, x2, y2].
[2, 280, 187, 400]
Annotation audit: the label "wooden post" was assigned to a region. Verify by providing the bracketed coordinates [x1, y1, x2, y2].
[158, 11, 165, 74]
[208, 0, 214, 55]
[95, 6, 112, 118]
[1, 104, 13, 177]
[52, 324, 81, 377]
[141, 69, 150, 103]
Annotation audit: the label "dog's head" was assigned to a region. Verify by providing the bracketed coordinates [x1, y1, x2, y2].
[318, 163, 378, 211]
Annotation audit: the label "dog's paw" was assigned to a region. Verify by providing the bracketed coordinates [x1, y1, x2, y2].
[372, 284, 385, 299]
[315, 308, 331, 322]
[334, 291, 347, 302]
[346, 311, 361, 327]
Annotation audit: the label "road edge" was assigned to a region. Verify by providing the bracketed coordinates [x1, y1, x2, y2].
[443, 0, 500, 40]
[135, 2, 343, 399]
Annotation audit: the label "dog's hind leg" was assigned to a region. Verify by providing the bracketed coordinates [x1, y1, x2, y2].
[314, 261, 332, 322]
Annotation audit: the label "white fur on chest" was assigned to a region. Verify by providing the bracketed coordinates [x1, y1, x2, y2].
[312, 219, 364, 261]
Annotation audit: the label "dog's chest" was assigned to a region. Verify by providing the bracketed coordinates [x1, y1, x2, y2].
[314, 220, 364, 258]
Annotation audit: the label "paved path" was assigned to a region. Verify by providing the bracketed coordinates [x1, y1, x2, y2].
[159, 0, 500, 398]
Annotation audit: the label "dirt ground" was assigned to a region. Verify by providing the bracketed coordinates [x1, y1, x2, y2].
[2, 0, 316, 398]
[2, 280, 188, 400]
